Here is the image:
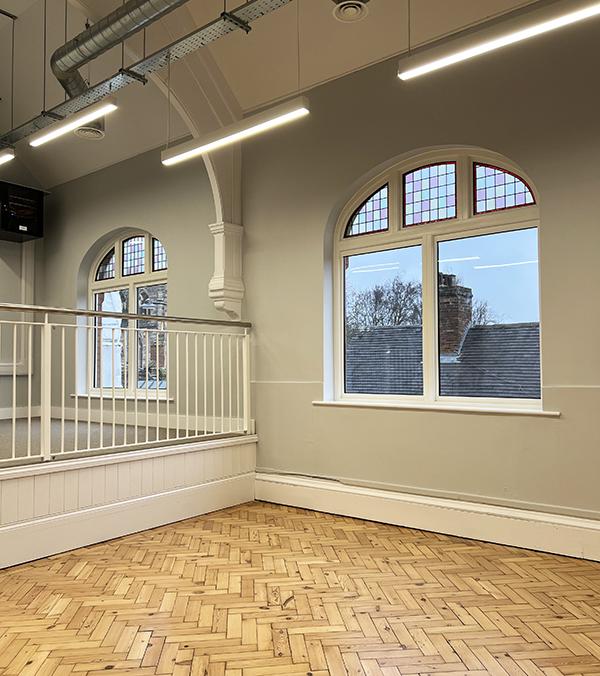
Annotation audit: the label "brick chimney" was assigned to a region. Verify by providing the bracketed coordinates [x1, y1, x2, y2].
[438, 273, 472, 355]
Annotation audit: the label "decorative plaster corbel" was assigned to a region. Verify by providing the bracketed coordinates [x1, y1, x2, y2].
[208, 222, 245, 320]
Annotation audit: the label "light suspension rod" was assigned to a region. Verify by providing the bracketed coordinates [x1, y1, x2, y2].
[162, 96, 310, 165]
[398, 0, 600, 80]
[29, 97, 118, 147]
[0, 148, 15, 165]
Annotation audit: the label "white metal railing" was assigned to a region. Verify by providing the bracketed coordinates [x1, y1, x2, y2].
[0, 303, 252, 466]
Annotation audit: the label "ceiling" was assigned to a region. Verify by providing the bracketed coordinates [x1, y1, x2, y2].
[0, 0, 541, 189]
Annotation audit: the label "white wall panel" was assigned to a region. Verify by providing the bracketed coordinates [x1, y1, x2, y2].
[0, 437, 257, 568]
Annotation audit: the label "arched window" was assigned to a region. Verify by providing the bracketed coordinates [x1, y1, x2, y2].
[90, 232, 167, 392]
[336, 150, 541, 407]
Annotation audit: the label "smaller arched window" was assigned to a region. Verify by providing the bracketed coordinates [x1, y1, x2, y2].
[90, 232, 168, 391]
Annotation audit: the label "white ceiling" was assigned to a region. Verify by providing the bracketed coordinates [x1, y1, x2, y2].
[0, 0, 541, 189]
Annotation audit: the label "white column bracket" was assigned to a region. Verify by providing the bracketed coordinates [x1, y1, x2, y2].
[208, 222, 245, 320]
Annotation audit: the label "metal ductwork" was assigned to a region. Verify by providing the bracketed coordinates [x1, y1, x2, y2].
[51, 0, 191, 100]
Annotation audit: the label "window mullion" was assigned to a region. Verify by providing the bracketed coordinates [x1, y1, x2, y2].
[421, 235, 436, 403]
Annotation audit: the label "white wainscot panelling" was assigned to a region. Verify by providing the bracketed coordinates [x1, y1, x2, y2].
[0, 437, 257, 569]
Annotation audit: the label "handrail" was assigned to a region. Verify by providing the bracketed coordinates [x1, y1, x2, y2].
[0, 302, 252, 329]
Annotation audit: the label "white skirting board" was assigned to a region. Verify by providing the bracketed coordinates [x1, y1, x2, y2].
[255, 472, 600, 561]
[0, 473, 254, 569]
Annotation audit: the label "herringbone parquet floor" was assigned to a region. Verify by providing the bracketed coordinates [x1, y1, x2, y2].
[2, 502, 600, 676]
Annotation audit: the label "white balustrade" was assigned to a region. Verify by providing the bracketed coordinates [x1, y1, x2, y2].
[0, 304, 252, 466]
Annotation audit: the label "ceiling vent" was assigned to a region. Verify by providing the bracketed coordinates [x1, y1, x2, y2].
[74, 117, 105, 140]
[332, 0, 369, 22]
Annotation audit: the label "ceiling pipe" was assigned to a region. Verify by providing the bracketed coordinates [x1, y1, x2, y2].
[50, 0, 191, 100]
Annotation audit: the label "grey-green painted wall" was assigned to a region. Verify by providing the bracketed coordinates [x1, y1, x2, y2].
[42, 146, 218, 321]
[241, 18, 600, 519]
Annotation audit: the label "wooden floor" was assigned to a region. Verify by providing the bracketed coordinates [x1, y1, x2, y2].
[2, 502, 600, 676]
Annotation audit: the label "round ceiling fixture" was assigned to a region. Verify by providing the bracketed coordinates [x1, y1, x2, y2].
[74, 118, 105, 141]
[332, 0, 370, 23]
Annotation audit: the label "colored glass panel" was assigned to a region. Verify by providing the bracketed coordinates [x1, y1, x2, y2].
[95, 248, 115, 281]
[474, 164, 535, 214]
[152, 238, 168, 272]
[123, 236, 145, 276]
[344, 185, 389, 238]
[404, 163, 456, 227]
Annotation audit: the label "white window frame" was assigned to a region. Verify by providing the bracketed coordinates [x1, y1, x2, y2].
[334, 149, 542, 411]
[89, 231, 167, 397]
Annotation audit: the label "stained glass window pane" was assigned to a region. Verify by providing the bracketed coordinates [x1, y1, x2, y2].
[344, 185, 389, 238]
[95, 248, 115, 281]
[404, 162, 456, 227]
[153, 238, 167, 272]
[123, 236, 145, 276]
[474, 164, 535, 214]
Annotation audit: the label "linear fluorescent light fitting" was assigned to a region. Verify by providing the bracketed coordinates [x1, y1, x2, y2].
[162, 96, 310, 166]
[29, 97, 118, 147]
[0, 148, 15, 166]
[398, 2, 600, 80]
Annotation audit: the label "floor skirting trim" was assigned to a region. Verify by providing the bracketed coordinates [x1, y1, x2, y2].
[255, 472, 600, 561]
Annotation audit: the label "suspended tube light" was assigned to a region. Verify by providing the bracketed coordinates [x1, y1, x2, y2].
[162, 97, 310, 166]
[29, 97, 118, 147]
[0, 148, 15, 166]
[398, 1, 600, 80]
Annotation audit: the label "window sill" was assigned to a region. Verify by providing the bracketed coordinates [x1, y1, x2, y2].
[313, 400, 560, 418]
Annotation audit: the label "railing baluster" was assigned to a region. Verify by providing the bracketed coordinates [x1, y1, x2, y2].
[203, 334, 207, 436]
[145, 330, 150, 443]
[228, 334, 232, 434]
[243, 330, 250, 433]
[166, 330, 170, 439]
[87, 324, 92, 450]
[195, 333, 199, 436]
[112, 327, 116, 448]
[212, 334, 216, 435]
[12, 323, 17, 460]
[27, 324, 33, 456]
[176, 332, 180, 438]
[236, 335, 241, 432]
[185, 332, 189, 438]
[220, 334, 224, 435]
[134, 327, 139, 445]
[40, 316, 52, 461]
[74, 325, 79, 453]
[61, 326, 65, 454]
[123, 328, 127, 447]
[156, 328, 160, 444]
[99, 319, 104, 449]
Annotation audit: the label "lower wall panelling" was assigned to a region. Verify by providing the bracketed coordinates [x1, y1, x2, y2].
[0, 436, 257, 569]
[255, 472, 600, 562]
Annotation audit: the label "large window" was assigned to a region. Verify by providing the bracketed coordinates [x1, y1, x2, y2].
[337, 151, 540, 407]
[91, 233, 168, 392]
